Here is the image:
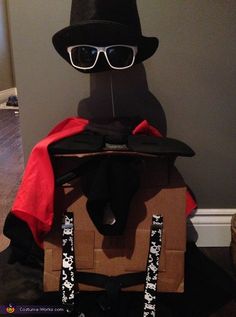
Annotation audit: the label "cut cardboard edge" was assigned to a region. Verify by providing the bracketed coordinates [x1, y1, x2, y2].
[53, 150, 161, 158]
[0, 234, 10, 252]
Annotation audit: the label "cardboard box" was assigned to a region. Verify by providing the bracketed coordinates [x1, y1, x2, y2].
[44, 155, 186, 293]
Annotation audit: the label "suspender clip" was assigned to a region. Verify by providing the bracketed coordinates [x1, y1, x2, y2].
[152, 223, 163, 230]
[62, 223, 73, 229]
[63, 303, 75, 314]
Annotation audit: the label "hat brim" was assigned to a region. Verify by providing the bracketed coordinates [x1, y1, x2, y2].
[52, 20, 159, 73]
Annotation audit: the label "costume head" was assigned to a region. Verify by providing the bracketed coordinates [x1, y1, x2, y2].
[52, 0, 159, 73]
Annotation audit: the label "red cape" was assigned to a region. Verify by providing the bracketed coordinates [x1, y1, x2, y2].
[11, 117, 197, 248]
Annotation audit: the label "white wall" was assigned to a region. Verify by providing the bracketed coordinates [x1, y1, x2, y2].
[0, 0, 13, 91]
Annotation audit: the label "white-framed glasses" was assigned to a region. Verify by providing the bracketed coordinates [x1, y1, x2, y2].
[67, 44, 138, 70]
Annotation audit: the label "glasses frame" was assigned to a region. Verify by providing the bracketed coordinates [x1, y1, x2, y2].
[67, 44, 138, 70]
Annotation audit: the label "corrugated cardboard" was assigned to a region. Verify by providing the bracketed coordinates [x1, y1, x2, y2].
[44, 156, 186, 293]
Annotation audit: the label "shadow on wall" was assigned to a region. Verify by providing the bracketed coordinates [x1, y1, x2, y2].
[77, 63, 167, 136]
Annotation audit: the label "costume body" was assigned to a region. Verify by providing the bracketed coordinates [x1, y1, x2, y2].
[10, 116, 196, 249]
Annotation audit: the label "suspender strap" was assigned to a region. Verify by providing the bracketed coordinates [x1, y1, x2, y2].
[61, 212, 77, 314]
[143, 215, 163, 317]
[75, 271, 146, 289]
[75, 271, 146, 313]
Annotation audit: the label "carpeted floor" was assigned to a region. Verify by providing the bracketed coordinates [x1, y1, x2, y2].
[0, 242, 235, 316]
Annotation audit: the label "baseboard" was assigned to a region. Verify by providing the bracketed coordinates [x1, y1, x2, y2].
[187, 209, 235, 247]
[0, 87, 17, 104]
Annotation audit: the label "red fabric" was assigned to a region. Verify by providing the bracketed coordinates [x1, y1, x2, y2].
[185, 189, 197, 216]
[12, 117, 88, 248]
[132, 120, 163, 138]
[11, 117, 197, 248]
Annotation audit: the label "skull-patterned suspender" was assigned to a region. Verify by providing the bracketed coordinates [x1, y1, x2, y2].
[61, 212, 76, 314]
[143, 215, 163, 317]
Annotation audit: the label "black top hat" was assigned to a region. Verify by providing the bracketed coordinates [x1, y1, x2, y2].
[52, 0, 159, 73]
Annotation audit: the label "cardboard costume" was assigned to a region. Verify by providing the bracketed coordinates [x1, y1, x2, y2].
[3, 1, 197, 315]
[4, 117, 196, 249]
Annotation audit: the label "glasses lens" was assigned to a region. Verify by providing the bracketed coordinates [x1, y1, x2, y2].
[70, 46, 97, 68]
[106, 46, 134, 68]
